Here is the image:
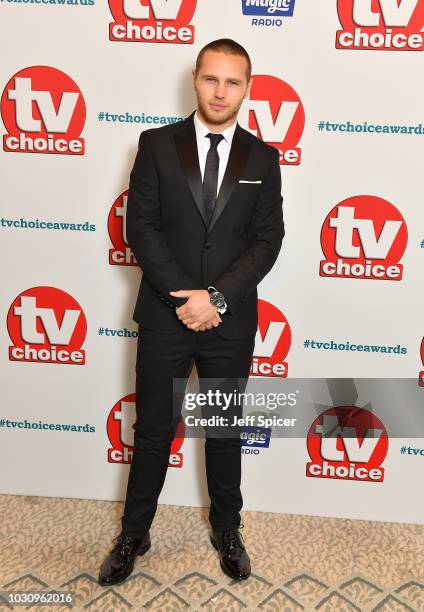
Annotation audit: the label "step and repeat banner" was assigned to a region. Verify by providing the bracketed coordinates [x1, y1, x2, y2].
[1, 1, 424, 525]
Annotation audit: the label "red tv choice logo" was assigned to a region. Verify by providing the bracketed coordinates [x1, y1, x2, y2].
[8, 287, 87, 365]
[320, 195, 407, 281]
[107, 394, 185, 466]
[238, 74, 305, 166]
[108, 0, 197, 43]
[1, 66, 86, 155]
[336, 0, 424, 51]
[251, 299, 292, 378]
[306, 406, 388, 482]
[108, 190, 137, 266]
[419, 337, 424, 387]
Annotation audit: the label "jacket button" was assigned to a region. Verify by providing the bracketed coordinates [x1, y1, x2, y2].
[203, 242, 212, 249]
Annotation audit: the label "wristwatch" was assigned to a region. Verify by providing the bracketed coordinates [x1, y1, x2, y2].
[207, 286, 227, 314]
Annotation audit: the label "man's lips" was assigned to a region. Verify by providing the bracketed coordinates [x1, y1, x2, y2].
[209, 103, 227, 111]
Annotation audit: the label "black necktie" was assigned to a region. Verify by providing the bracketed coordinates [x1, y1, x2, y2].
[203, 133, 224, 227]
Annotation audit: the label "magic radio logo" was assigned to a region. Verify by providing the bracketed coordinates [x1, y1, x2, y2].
[1, 66, 86, 155]
[108, 190, 137, 266]
[107, 394, 185, 466]
[108, 0, 197, 43]
[320, 195, 408, 281]
[238, 75, 304, 165]
[242, 0, 296, 27]
[251, 299, 292, 378]
[7, 287, 87, 365]
[241, 426, 272, 455]
[336, 0, 424, 51]
[306, 406, 389, 482]
[419, 337, 424, 387]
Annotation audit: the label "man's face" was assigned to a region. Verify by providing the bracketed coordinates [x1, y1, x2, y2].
[193, 50, 251, 130]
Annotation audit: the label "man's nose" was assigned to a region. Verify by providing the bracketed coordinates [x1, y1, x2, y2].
[214, 82, 226, 98]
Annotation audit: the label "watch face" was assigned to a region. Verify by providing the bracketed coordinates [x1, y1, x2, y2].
[210, 292, 225, 308]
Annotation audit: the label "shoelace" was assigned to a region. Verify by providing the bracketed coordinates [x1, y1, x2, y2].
[116, 534, 137, 557]
[222, 522, 245, 554]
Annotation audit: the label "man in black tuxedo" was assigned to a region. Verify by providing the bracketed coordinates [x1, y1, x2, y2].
[99, 38, 284, 586]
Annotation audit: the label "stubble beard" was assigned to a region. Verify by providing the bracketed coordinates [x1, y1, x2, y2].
[197, 97, 242, 129]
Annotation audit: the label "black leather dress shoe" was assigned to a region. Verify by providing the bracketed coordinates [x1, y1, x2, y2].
[98, 532, 151, 586]
[210, 526, 251, 580]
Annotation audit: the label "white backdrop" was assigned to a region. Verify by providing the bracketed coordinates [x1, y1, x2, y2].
[1, 0, 424, 525]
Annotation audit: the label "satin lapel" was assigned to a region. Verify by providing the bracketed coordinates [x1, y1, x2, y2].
[207, 129, 251, 235]
[174, 116, 207, 228]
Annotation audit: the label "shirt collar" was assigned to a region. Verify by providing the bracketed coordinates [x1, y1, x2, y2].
[194, 110, 237, 145]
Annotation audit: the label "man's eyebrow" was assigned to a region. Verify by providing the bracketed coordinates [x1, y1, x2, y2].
[202, 74, 243, 84]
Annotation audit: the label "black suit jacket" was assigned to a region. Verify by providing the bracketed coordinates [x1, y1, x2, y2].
[126, 110, 284, 339]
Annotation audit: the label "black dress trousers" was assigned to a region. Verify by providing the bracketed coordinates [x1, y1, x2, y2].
[121, 324, 255, 537]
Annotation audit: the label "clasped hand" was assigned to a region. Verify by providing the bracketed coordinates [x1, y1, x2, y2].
[169, 289, 222, 332]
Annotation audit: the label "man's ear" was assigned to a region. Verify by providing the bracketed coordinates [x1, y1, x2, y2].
[244, 78, 252, 99]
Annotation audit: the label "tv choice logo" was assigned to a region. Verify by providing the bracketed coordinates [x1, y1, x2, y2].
[7, 287, 87, 365]
[238, 75, 304, 165]
[336, 0, 424, 51]
[108, 190, 137, 266]
[241, 425, 271, 455]
[251, 299, 291, 378]
[306, 406, 388, 482]
[242, 0, 296, 27]
[419, 337, 424, 387]
[320, 195, 407, 281]
[1, 66, 86, 155]
[107, 394, 185, 466]
[108, 0, 196, 43]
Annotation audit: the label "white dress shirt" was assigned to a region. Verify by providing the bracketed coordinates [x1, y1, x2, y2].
[193, 110, 238, 195]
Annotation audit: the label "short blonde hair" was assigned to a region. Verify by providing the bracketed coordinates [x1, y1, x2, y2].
[195, 38, 252, 82]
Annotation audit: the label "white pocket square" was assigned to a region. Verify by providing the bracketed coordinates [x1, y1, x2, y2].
[239, 179, 262, 184]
